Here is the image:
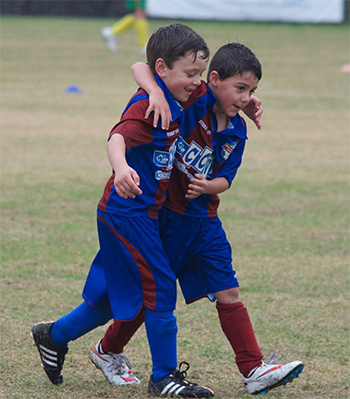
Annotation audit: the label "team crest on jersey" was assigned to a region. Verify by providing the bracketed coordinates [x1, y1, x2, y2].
[222, 141, 238, 160]
[176, 136, 213, 177]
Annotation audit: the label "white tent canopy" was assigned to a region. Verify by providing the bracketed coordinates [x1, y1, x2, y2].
[147, 0, 345, 24]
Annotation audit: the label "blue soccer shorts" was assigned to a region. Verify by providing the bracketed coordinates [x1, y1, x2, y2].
[159, 208, 239, 304]
[83, 210, 177, 321]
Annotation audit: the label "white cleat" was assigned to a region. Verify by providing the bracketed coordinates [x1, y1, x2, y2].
[90, 339, 140, 385]
[101, 27, 118, 53]
[243, 355, 303, 395]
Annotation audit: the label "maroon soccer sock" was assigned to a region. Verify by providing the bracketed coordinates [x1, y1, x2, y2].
[101, 309, 145, 354]
[216, 301, 263, 377]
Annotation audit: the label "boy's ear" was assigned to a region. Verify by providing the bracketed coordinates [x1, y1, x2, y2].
[209, 71, 220, 87]
[155, 58, 167, 78]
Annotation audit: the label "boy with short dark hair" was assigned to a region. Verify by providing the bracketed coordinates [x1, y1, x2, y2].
[31, 23, 215, 398]
[97, 42, 303, 396]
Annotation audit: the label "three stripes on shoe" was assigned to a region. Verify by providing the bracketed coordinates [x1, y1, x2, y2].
[160, 381, 187, 396]
[38, 344, 59, 368]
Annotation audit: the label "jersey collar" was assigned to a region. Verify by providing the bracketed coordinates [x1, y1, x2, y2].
[155, 74, 184, 123]
[223, 115, 248, 139]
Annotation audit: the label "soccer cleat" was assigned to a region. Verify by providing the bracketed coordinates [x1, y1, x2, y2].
[148, 361, 214, 397]
[31, 321, 69, 385]
[101, 27, 118, 53]
[243, 351, 304, 395]
[90, 339, 140, 385]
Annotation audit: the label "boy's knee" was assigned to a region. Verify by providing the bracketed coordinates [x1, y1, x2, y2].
[214, 287, 240, 304]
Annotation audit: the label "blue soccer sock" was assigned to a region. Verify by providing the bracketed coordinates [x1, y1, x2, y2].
[144, 308, 177, 382]
[49, 301, 113, 347]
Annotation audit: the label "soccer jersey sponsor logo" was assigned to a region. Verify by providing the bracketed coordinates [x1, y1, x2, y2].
[198, 119, 212, 135]
[174, 158, 195, 180]
[153, 140, 178, 171]
[167, 128, 179, 137]
[176, 136, 213, 177]
[155, 170, 171, 180]
[153, 151, 172, 167]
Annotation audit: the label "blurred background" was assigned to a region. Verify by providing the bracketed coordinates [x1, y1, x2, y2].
[1, 0, 349, 23]
[1, 2, 349, 399]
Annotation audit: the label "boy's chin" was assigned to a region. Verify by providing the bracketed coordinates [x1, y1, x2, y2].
[227, 110, 239, 118]
[176, 94, 191, 102]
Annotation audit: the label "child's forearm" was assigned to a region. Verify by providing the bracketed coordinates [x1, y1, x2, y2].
[107, 133, 127, 170]
[107, 133, 142, 198]
[131, 62, 159, 95]
[131, 62, 171, 130]
[204, 177, 230, 195]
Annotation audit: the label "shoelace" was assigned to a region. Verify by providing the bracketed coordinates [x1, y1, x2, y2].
[107, 353, 133, 375]
[266, 350, 283, 365]
[172, 361, 199, 387]
[177, 361, 190, 380]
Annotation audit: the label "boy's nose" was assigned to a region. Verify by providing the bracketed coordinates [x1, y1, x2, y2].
[241, 93, 250, 103]
[193, 77, 201, 86]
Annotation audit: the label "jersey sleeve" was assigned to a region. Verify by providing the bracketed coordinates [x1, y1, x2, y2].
[210, 114, 248, 186]
[212, 139, 246, 186]
[109, 99, 154, 150]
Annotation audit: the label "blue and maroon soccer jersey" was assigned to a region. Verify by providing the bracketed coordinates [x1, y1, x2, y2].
[98, 75, 183, 219]
[165, 82, 247, 218]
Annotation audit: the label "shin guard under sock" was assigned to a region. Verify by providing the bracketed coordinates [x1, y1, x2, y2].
[50, 301, 112, 347]
[145, 308, 177, 382]
[101, 309, 145, 354]
[216, 301, 263, 377]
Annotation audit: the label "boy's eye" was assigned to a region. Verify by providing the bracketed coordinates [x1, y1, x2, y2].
[250, 90, 255, 96]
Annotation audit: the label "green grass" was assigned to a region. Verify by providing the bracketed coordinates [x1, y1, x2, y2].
[1, 15, 349, 399]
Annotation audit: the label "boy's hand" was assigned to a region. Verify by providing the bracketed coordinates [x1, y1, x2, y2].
[145, 90, 171, 130]
[114, 165, 142, 199]
[185, 174, 209, 199]
[243, 95, 263, 130]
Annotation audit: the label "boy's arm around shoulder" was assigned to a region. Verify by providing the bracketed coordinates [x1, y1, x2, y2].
[131, 62, 171, 130]
[243, 95, 263, 130]
[107, 134, 142, 199]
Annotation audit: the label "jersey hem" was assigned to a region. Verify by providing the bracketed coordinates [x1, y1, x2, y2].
[164, 203, 218, 218]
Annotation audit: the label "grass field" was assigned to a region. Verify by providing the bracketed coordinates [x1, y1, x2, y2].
[1, 15, 349, 399]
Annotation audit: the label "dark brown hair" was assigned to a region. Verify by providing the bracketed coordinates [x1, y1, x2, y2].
[208, 42, 262, 81]
[147, 23, 210, 73]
